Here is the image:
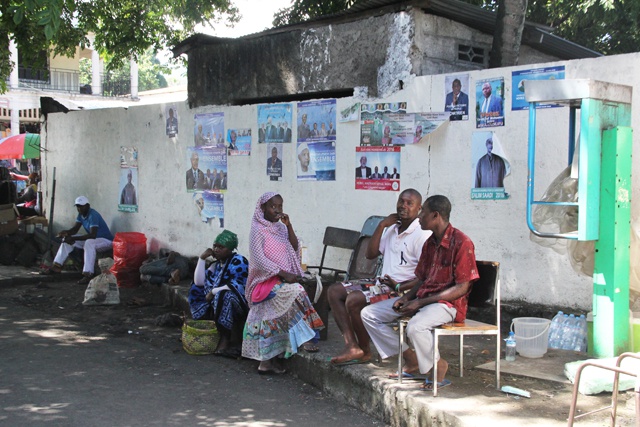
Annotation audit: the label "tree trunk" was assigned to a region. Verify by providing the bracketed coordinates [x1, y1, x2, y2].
[490, 0, 528, 68]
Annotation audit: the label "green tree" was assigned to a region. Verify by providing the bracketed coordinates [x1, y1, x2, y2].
[0, 0, 239, 93]
[79, 48, 171, 93]
[273, 0, 362, 27]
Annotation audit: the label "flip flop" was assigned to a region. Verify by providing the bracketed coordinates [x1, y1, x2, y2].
[302, 342, 319, 353]
[330, 358, 368, 366]
[258, 368, 287, 375]
[388, 371, 425, 380]
[421, 378, 452, 391]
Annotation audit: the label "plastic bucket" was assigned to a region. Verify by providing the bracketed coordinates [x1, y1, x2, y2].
[511, 317, 551, 358]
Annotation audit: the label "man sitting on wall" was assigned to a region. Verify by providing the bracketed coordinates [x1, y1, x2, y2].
[327, 188, 430, 365]
[41, 196, 114, 284]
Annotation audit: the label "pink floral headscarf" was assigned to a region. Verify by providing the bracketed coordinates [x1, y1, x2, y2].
[245, 192, 303, 302]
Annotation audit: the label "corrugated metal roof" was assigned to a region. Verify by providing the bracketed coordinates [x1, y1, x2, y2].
[173, 0, 601, 60]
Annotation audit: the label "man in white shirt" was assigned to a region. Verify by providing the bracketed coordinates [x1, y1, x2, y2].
[328, 188, 431, 365]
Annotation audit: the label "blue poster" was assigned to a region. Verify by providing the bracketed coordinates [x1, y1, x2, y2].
[512, 66, 565, 111]
[227, 128, 251, 156]
[296, 140, 336, 181]
[476, 78, 505, 128]
[297, 99, 337, 142]
[186, 146, 227, 192]
[194, 112, 225, 147]
[257, 104, 293, 143]
[193, 192, 225, 227]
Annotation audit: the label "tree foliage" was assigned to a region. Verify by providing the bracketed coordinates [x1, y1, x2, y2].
[0, 0, 239, 93]
[465, 0, 640, 55]
[272, 0, 362, 27]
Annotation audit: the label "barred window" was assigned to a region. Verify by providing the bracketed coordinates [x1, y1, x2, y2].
[458, 44, 486, 65]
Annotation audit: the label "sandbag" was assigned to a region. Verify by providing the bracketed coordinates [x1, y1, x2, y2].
[110, 232, 147, 288]
[84, 258, 120, 305]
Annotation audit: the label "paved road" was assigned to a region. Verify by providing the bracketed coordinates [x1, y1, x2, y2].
[0, 283, 384, 427]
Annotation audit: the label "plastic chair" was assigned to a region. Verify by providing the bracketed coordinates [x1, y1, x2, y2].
[307, 226, 361, 282]
[397, 260, 501, 397]
[567, 352, 640, 427]
[360, 215, 385, 237]
[345, 235, 381, 281]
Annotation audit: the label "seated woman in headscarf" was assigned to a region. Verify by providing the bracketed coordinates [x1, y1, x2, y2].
[188, 230, 249, 357]
[242, 192, 324, 375]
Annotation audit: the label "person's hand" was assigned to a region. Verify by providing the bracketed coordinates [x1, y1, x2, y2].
[279, 271, 298, 283]
[394, 299, 421, 317]
[57, 230, 69, 238]
[279, 213, 292, 227]
[380, 213, 400, 228]
[63, 236, 76, 245]
[205, 291, 214, 303]
[200, 248, 214, 260]
[378, 274, 398, 288]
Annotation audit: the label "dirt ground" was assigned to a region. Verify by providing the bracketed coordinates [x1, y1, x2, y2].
[3, 277, 639, 426]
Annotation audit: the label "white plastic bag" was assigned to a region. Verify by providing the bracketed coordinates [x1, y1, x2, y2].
[83, 258, 120, 305]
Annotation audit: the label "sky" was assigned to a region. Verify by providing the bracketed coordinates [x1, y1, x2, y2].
[201, 0, 293, 38]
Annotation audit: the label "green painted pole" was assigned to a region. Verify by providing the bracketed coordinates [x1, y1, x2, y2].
[592, 126, 633, 357]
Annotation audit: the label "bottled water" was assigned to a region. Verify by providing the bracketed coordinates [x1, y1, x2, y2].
[548, 311, 565, 349]
[505, 331, 516, 361]
[572, 314, 587, 352]
[560, 314, 577, 350]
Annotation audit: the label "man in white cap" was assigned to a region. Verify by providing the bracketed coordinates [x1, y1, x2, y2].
[41, 196, 113, 284]
[297, 142, 315, 178]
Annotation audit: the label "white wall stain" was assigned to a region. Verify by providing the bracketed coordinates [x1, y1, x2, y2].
[377, 12, 414, 97]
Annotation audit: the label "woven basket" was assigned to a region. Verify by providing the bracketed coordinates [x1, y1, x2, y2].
[182, 319, 219, 355]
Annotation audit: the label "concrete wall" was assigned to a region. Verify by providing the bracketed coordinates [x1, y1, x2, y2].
[41, 52, 640, 311]
[186, 8, 562, 107]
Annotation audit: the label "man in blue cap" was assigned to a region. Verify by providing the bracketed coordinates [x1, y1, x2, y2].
[41, 196, 113, 284]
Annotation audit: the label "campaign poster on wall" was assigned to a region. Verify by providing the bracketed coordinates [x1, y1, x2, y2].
[511, 66, 566, 111]
[118, 146, 138, 213]
[194, 112, 225, 147]
[359, 102, 407, 146]
[193, 192, 225, 228]
[475, 78, 505, 128]
[266, 143, 283, 181]
[165, 105, 178, 137]
[297, 99, 337, 142]
[296, 140, 336, 181]
[355, 146, 401, 191]
[470, 131, 511, 200]
[412, 113, 449, 143]
[257, 103, 293, 143]
[227, 128, 251, 156]
[186, 146, 227, 192]
[444, 74, 470, 120]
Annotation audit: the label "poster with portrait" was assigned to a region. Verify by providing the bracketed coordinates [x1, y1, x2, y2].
[165, 105, 178, 137]
[193, 192, 225, 228]
[412, 113, 449, 143]
[359, 102, 407, 146]
[185, 146, 227, 192]
[512, 66, 565, 110]
[296, 140, 336, 181]
[118, 146, 138, 213]
[355, 146, 401, 191]
[470, 131, 511, 200]
[227, 128, 251, 156]
[194, 112, 225, 147]
[266, 143, 283, 181]
[257, 103, 293, 143]
[476, 78, 505, 128]
[444, 74, 470, 120]
[297, 99, 337, 142]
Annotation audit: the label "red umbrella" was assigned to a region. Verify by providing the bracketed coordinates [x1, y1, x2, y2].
[0, 133, 41, 159]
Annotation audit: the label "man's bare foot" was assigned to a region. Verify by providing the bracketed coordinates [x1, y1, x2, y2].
[330, 347, 371, 364]
[258, 359, 286, 375]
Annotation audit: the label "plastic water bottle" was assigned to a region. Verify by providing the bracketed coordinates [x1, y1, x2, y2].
[572, 314, 587, 352]
[505, 332, 516, 361]
[548, 311, 565, 349]
[560, 314, 577, 350]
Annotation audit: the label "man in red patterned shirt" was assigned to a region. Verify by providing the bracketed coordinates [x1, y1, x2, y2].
[362, 195, 479, 389]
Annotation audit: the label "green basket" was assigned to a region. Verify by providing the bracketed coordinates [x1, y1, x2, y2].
[181, 319, 219, 355]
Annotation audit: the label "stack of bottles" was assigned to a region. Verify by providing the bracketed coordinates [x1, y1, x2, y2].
[547, 311, 588, 352]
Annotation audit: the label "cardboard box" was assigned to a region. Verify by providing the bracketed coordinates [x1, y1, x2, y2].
[0, 204, 19, 236]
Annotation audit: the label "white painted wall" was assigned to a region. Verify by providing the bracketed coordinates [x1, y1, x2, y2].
[41, 52, 640, 310]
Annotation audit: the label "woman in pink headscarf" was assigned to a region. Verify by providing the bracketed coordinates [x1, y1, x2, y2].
[242, 192, 324, 374]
